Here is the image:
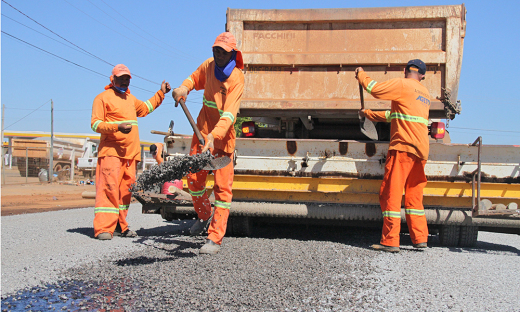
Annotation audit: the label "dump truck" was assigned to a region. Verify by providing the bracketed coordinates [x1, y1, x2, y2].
[134, 4, 520, 247]
[12, 138, 85, 177]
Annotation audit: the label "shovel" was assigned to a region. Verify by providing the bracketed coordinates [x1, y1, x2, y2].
[358, 83, 378, 141]
[177, 98, 232, 170]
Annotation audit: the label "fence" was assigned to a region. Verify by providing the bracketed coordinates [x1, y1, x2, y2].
[1, 145, 157, 185]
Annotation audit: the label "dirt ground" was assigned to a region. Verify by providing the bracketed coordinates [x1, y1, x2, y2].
[1, 166, 144, 216]
[1, 182, 97, 216]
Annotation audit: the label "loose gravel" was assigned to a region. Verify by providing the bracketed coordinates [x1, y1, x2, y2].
[2, 205, 520, 311]
[131, 153, 213, 192]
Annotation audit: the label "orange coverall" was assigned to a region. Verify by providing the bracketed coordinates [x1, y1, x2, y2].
[181, 57, 244, 245]
[91, 86, 165, 237]
[357, 71, 431, 247]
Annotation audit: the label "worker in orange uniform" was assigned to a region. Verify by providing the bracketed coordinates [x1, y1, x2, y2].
[171, 32, 244, 255]
[149, 143, 164, 164]
[91, 64, 171, 240]
[355, 59, 430, 252]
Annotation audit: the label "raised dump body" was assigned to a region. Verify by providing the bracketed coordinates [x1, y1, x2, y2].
[227, 5, 465, 139]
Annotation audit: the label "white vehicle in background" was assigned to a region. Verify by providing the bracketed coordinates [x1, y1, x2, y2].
[77, 139, 98, 179]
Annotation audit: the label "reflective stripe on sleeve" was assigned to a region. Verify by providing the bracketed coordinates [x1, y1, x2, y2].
[187, 77, 194, 84]
[385, 111, 391, 123]
[389, 113, 429, 125]
[92, 120, 102, 132]
[405, 208, 425, 216]
[189, 188, 206, 197]
[119, 205, 130, 211]
[95, 207, 120, 214]
[367, 80, 377, 94]
[215, 200, 231, 209]
[144, 100, 154, 113]
[221, 112, 235, 123]
[382, 211, 401, 218]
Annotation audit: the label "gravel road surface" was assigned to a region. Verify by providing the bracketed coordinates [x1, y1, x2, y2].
[2, 204, 520, 311]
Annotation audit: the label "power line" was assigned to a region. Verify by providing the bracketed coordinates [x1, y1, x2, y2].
[2, 0, 160, 85]
[451, 131, 519, 139]
[2, 0, 113, 67]
[2, 31, 108, 77]
[449, 126, 520, 134]
[86, 0, 196, 61]
[62, 0, 193, 63]
[4, 99, 51, 130]
[97, 0, 197, 61]
[2, 14, 94, 58]
[3, 31, 156, 93]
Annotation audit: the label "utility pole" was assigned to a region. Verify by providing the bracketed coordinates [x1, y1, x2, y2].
[49, 99, 54, 183]
[1, 104, 5, 184]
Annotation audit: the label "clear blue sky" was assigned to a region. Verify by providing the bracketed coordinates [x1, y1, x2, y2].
[2, 0, 519, 145]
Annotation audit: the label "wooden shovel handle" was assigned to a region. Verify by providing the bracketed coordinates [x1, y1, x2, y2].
[359, 83, 365, 110]
[178, 99, 205, 146]
[150, 130, 170, 136]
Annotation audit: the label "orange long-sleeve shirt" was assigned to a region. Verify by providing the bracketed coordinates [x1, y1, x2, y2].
[181, 57, 244, 153]
[357, 71, 431, 160]
[91, 87, 165, 161]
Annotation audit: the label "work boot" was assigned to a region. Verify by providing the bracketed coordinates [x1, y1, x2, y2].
[97, 232, 112, 240]
[118, 229, 138, 237]
[114, 223, 138, 238]
[370, 244, 400, 253]
[199, 239, 221, 255]
[413, 242, 427, 248]
[190, 218, 211, 236]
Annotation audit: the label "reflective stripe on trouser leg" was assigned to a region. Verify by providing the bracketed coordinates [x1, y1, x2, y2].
[404, 156, 429, 244]
[94, 156, 121, 237]
[207, 148, 234, 245]
[187, 137, 212, 220]
[379, 150, 411, 247]
[118, 159, 137, 233]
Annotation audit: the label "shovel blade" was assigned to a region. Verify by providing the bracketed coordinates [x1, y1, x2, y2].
[359, 116, 379, 141]
[203, 156, 232, 170]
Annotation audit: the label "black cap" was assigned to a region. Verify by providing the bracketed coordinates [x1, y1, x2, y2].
[406, 59, 426, 75]
[149, 144, 157, 155]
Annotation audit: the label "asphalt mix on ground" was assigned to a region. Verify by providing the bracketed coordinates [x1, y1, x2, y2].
[2, 204, 520, 311]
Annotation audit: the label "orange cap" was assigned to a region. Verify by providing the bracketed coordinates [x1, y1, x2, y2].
[111, 64, 132, 78]
[212, 32, 244, 69]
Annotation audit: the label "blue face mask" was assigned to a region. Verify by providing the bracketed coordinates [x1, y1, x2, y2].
[114, 86, 127, 93]
[214, 51, 237, 82]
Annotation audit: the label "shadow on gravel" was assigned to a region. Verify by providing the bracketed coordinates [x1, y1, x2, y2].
[112, 235, 201, 266]
[447, 241, 520, 256]
[66, 222, 192, 239]
[67, 227, 94, 238]
[135, 223, 191, 236]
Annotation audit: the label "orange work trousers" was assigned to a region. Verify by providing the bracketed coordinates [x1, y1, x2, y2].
[379, 150, 429, 247]
[93, 156, 136, 238]
[187, 137, 233, 245]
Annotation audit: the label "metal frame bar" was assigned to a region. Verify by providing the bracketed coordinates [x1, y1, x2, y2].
[471, 136, 482, 216]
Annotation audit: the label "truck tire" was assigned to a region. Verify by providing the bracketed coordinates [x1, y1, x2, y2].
[439, 225, 460, 247]
[459, 226, 478, 247]
[226, 216, 251, 237]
